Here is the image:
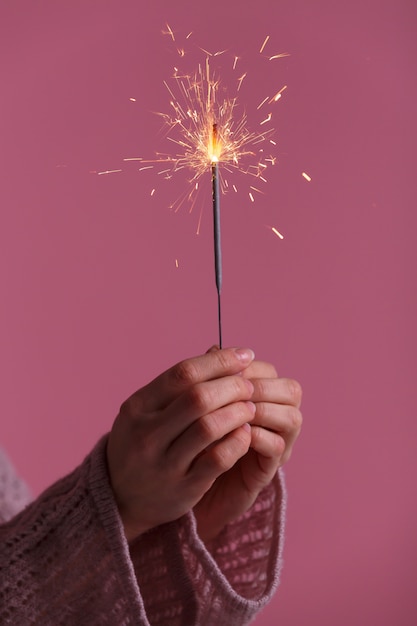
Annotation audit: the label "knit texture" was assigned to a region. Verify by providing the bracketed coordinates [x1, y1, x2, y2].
[0, 438, 286, 625]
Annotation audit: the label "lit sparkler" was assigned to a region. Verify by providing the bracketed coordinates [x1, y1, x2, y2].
[137, 38, 286, 344]
[103, 28, 289, 345]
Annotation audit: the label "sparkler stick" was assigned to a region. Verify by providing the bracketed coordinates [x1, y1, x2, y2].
[211, 124, 222, 347]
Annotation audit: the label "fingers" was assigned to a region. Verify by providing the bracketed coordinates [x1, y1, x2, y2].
[250, 377, 302, 408]
[160, 375, 255, 443]
[191, 424, 252, 484]
[136, 347, 256, 412]
[250, 401, 302, 464]
[246, 376, 302, 465]
[167, 400, 256, 469]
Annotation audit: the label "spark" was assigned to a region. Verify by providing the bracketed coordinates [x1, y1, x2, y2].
[271, 226, 284, 239]
[269, 85, 287, 103]
[269, 53, 291, 60]
[196, 204, 204, 234]
[97, 169, 122, 175]
[175, 258, 179, 268]
[233, 56, 239, 70]
[150, 188, 156, 196]
[302, 172, 312, 181]
[249, 192, 255, 202]
[250, 185, 264, 195]
[163, 23, 175, 41]
[260, 113, 272, 125]
[129, 97, 136, 102]
[237, 72, 247, 91]
[260, 35, 270, 54]
[257, 96, 269, 110]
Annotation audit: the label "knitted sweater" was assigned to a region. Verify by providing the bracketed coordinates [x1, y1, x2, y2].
[0, 437, 286, 625]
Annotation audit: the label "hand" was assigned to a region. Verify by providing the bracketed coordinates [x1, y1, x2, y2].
[106, 348, 257, 542]
[193, 354, 302, 542]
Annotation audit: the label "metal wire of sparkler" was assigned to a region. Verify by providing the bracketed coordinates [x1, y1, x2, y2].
[211, 123, 222, 346]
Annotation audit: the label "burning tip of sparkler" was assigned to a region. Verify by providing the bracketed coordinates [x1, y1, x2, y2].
[302, 172, 312, 182]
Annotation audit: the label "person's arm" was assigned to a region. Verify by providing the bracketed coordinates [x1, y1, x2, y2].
[0, 437, 150, 625]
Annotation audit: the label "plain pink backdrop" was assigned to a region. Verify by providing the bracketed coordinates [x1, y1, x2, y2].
[1, 1, 416, 624]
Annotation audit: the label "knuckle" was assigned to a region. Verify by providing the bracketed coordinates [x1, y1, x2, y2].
[253, 401, 266, 422]
[216, 349, 235, 371]
[254, 378, 268, 398]
[210, 447, 231, 473]
[186, 384, 213, 414]
[172, 359, 200, 386]
[268, 364, 278, 378]
[195, 414, 217, 441]
[235, 376, 253, 398]
[272, 435, 286, 458]
[229, 401, 255, 424]
[288, 379, 303, 405]
[288, 406, 303, 432]
[119, 396, 135, 418]
[210, 433, 249, 472]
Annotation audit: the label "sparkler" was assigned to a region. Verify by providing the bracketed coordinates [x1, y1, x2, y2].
[139, 42, 285, 345]
[101, 28, 291, 345]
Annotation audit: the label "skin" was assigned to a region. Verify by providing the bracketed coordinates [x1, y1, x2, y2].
[106, 347, 302, 543]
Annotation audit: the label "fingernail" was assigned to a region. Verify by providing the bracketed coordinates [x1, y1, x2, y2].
[234, 348, 255, 363]
[242, 422, 252, 432]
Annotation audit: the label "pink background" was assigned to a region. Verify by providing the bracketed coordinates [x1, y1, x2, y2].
[1, 1, 416, 624]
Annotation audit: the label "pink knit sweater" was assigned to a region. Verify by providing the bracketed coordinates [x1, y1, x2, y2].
[0, 437, 286, 625]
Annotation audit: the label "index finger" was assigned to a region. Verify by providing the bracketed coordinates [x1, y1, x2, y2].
[135, 347, 255, 412]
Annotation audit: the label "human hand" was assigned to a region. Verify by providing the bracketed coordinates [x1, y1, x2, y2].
[106, 348, 257, 542]
[193, 353, 302, 542]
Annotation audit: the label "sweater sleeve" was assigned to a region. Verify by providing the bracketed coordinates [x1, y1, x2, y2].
[129, 472, 286, 625]
[0, 438, 286, 626]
